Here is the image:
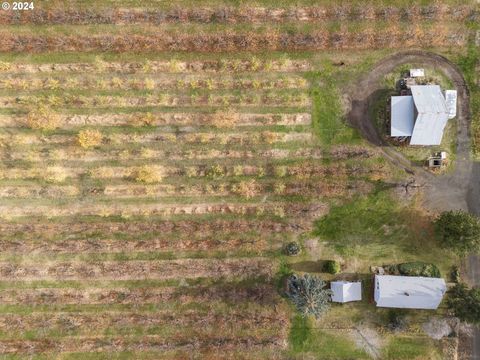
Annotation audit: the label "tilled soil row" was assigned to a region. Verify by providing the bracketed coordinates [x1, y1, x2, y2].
[0, 283, 280, 305]
[0, 59, 311, 74]
[0, 93, 310, 108]
[0, 179, 364, 199]
[103, 180, 362, 198]
[2, 131, 311, 147]
[0, 233, 276, 253]
[2, 147, 321, 163]
[1, 5, 476, 25]
[0, 75, 307, 92]
[0, 258, 274, 281]
[0, 308, 286, 335]
[2, 145, 373, 164]
[0, 219, 293, 238]
[0, 112, 311, 128]
[0, 185, 79, 198]
[2, 161, 345, 182]
[0, 334, 285, 354]
[0, 28, 467, 53]
[0, 202, 329, 219]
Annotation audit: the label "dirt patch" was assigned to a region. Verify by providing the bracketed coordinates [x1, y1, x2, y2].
[351, 325, 383, 359]
[423, 317, 459, 340]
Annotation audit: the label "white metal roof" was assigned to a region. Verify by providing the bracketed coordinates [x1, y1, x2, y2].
[374, 275, 446, 310]
[331, 281, 362, 303]
[445, 90, 457, 119]
[411, 85, 447, 114]
[391, 96, 414, 137]
[409, 85, 449, 146]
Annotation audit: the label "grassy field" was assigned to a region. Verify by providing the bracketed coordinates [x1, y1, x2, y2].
[0, 1, 477, 358]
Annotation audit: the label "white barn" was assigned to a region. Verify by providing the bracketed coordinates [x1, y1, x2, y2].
[374, 275, 446, 310]
[331, 281, 362, 303]
[391, 85, 450, 145]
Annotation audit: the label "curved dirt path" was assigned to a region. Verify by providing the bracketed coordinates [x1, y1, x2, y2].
[347, 49, 474, 212]
[347, 49, 480, 358]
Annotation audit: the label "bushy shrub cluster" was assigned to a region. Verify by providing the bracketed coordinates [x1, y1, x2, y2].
[134, 165, 164, 184]
[77, 129, 103, 149]
[323, 260, 340, 274]
[434, 210, 480, 256]
[25, 104, 60, 131]
[386, 262, 440, 278]
[284, 242, 300, 256]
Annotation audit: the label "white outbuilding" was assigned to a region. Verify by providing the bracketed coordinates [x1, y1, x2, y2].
[374, 275, 446, 310]
[330, 281, 362, 303]
[410, 69, 425, 77]
[445, 90, 457, 119]
[390, 85, 449, 145]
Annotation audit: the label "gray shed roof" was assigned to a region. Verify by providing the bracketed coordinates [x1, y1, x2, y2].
[374, 275, 446, 310]
[331, 281, 362, 303]
[390, 85, 449, 146]
[391, 96, 414, 137]
[410, 85, 448, 146]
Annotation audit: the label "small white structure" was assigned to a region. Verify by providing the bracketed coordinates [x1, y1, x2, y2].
[445, 90, 457, 119]
[374, 275, 446, 310]
[331, 281, 362, 303]
[410, 69, 425, 77]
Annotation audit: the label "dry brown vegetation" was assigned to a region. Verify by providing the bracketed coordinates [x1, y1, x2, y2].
[0, 24, 469, 53]
[25, 104, 60, 130]
[0, 5, 476, 25]
[77, 129, 103, 148]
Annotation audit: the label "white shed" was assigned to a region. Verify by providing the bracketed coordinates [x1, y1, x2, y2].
[374, 275, 446, 310]
[410, 69, 425, 77]
[331, 281, 362, 303]
[390, 85, 449, 145]
[445, 90, 457, 119]
[391, 96, 414, 137]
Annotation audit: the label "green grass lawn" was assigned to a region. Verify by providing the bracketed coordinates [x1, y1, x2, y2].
[288, 315, 370, 359]
[383, 337, 442, 360]
[313, 188, 457, 275]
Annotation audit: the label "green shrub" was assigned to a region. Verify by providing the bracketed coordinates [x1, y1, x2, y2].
[434, 210, 480, 256]
[323, 260, 340, 274]
[447, 283, 480, 324]
[397, 262, 440, 278]
[284, 242, 301, 256]
[385, 264, 399, 275]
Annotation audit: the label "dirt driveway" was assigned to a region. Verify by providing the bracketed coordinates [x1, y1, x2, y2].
[346, 50, 480, 358]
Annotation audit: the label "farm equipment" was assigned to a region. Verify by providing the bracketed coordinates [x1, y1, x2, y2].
[427, 151, 448, 169]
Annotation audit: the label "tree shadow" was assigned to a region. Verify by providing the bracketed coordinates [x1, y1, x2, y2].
[290, 260, 326, 273]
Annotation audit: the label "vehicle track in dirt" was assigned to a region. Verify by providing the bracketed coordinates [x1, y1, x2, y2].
[346, 49, 480, 358]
